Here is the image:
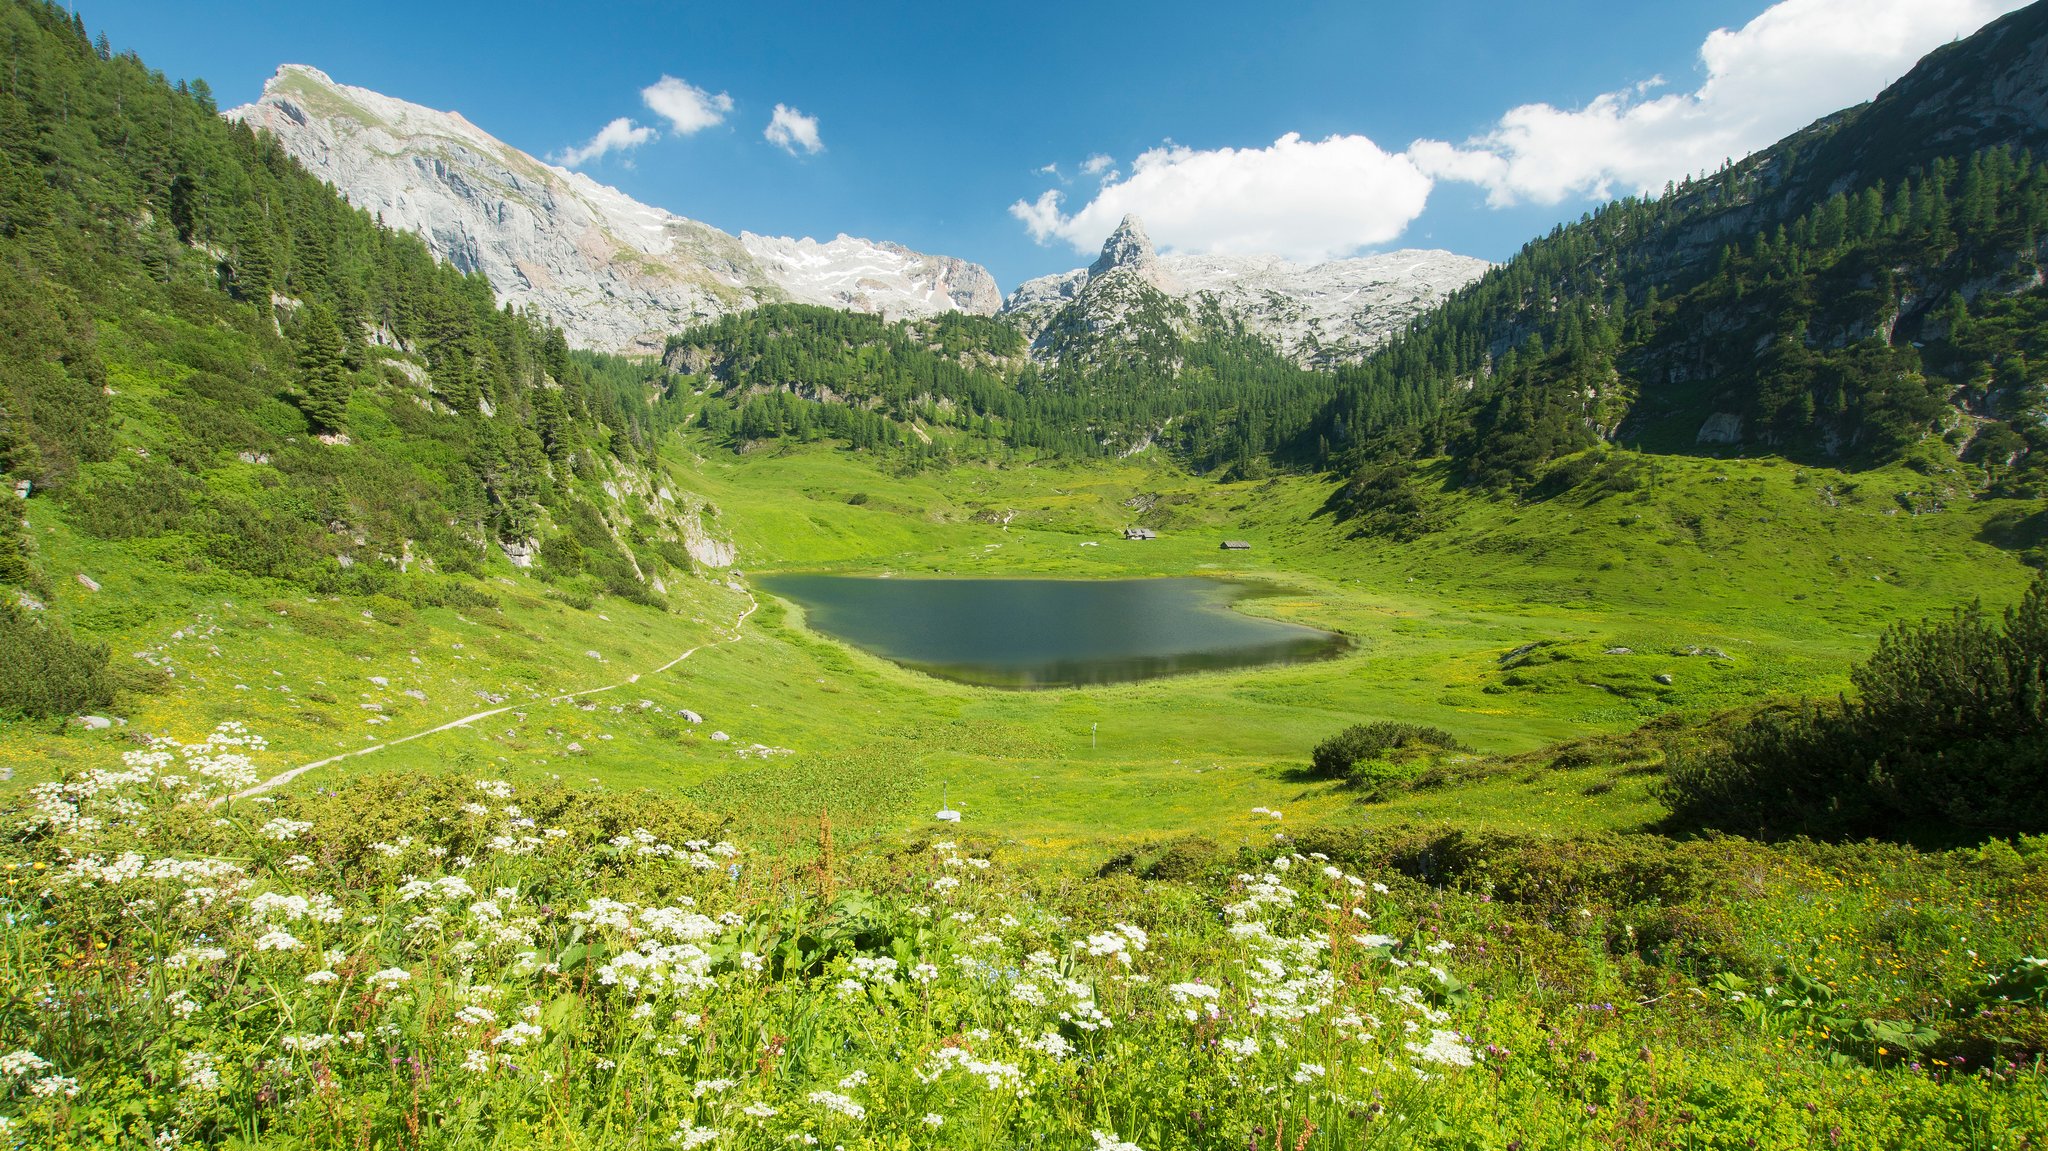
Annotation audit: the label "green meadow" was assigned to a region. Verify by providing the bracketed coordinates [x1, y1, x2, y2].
[11, 432, 2047, 1151]
[10, 428, 2033, 856]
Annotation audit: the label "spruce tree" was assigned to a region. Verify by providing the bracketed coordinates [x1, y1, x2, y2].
[296, 303, 350, 434]
[232, 212, 277, 302]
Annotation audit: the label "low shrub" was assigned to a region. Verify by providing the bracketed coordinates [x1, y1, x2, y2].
[0, 599, 114, 718]
[1308, 721, 1461, 798]
[1660, 572, 2048, 839]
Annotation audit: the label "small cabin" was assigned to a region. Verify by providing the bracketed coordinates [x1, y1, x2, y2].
[1220, 540, 1252, 551]
[1124, 527, 1157, 541]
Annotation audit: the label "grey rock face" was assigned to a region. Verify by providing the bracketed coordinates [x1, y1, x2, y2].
[1696, 413, 1745, 445]
[1090, 215, 1160, 277]
[739, 233, 1005, 318]
[1004, 214, 1489, 367]
[228, 66, 1000, 354]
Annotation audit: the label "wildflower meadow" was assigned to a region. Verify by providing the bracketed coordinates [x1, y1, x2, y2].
[2, 725, 2045, 1149]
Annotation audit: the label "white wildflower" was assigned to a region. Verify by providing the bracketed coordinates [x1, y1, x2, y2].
[259, 818, 313, 841]
[368, 968, 412, 990]
[1406, 1029, 1476, 1068]
[0, 1051, 53, 1077]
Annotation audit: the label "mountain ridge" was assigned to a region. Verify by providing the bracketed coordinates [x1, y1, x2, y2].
[1299, 0, 2048, 490]
[1002, 213, 1491, 368]
[227, 65, 1003, 354]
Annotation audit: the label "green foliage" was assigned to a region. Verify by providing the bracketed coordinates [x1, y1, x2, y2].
[671, 300, 1342, 473]
[1982, 956, 2048, 1008]
[0, 598, 113, 718]
[1661, 572, 2048, 838]
[1308, 720, 1459, 797]
[8, 751, 2046, 1150]
[292, 302, 350, 434]
[1309, 129, 2048, 485]
[0, 0, 680, 607]
[1322, 460, 1441, 539]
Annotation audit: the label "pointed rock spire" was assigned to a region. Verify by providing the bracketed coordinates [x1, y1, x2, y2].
[1090, 214, 1158, 276]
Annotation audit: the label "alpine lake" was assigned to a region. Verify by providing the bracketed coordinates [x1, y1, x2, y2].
[758, 574, 1350, 689]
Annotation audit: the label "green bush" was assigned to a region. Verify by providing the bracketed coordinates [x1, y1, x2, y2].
[1345, 756, 1426, 801]
[0, 599, 115, 718]
[1310, 716, 1458, 778]
[1325, 462, 1442, 540]
[1661, 572, 2048, 838]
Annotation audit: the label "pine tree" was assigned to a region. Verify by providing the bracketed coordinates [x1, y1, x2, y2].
[296, 303, 350, 434]
[232, 211, 277, 301]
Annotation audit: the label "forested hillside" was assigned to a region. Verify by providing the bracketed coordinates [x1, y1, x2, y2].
[1308, 1, 2048, 494]
[666, 303, 1340, 474]
[642, 4, 2048, 506]
[0, 0, 692, 717]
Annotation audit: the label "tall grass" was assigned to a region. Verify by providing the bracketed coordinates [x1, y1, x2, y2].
[3, 728, 2044, 1148]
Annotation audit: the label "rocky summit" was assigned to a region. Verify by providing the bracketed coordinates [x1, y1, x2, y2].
[228, 66, 1001, 354]
[1002, 213, 1491, 367]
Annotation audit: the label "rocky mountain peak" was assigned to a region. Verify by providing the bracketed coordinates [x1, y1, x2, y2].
[227, 67, 1000, 353]
[1003, 214, 1489, 367]
[1090, 214, 1158, 276]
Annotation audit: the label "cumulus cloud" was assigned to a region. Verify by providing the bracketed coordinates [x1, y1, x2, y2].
[764, 104, 824, 155]
[1013, 0, 2027, 257]
[641, 75, 733, 135]
[1413, 0, 2032, 205]
[1008, 133, 1432, 263]
[1012, 189, 1066, 244]
[552, 117, 657, 168]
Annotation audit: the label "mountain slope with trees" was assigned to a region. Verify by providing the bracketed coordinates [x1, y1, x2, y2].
[1306, 1, 2048, 497]
[0, 0, 700, 717]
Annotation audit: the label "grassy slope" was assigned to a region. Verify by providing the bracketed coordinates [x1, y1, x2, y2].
[13, 420, 2030, 857]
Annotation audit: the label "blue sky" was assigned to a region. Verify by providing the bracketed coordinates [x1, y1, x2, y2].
[82, 0, 2028, 289]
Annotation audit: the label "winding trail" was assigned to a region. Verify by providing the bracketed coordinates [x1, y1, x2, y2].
[230, 585, 759, 800]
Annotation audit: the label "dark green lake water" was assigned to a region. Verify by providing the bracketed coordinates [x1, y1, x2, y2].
[760, 575, 1348, 689]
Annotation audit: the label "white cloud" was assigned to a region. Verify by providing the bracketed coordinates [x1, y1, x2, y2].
[1010, 0, 2026, 258]
[1413, 0, 2032, 206]
[641, 75, 733, 135]
[1035, 161, 1063, 178]
[764, 104, 824, 155]
[1008, 133, 1433, 263]
[1011, 189, 1066, 244]
[552, 117, 657, 167]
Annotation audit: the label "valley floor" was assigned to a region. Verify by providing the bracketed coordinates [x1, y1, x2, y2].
[6, 438, 2046, 1149]
[8, 437, 2032, 852]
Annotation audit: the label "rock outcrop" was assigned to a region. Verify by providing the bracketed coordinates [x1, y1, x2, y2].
[1003, 214, 1489, 367]
[228, 66, 1000, 354]
[738, 232, 1003, 319]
